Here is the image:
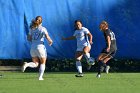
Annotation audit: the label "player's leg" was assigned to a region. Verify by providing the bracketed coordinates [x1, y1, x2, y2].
[103, 56, 111, 74]
[103, 51, 116, 74]
[22, 57, 39, 72]
[97, 53, 109, 78]
[97, 53, 109, 62]
[75, 51, 83, 77]
[83, 46, 91, 61]
[39, 57, 46, 80]
[97, 51, 115, 77]
[22, 49, 39, 72]
[83, 46, 95, 70]
[38, 46, 47, 80]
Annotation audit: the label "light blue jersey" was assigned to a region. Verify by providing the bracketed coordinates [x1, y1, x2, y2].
[73, 27, 90, 47]
[73, 27, 91, 51]
[29, 24, 48, 57]
[29, 24, 48, 47]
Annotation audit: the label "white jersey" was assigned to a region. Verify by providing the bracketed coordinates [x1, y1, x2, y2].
[29, 24, 48, 58]
[29, 24, 48, 47]
[73, 27, 90, 47]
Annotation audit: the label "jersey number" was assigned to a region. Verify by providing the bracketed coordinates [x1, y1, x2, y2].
[33, 32, 40, 40]
[110, 32, 116, 40]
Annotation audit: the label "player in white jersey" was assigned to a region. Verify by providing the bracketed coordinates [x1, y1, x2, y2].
[22, 16, 53, 80]
[62, 20, 93, 77]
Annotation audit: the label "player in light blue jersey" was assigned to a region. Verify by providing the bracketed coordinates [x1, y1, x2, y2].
[22, 16, 53, 80]
[62, 20, 94, 77]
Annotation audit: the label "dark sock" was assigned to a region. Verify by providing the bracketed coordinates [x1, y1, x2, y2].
[98, 61, 106, 74]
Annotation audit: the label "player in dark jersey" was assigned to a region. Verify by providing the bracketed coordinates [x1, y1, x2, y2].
[96, 21, 117, 78]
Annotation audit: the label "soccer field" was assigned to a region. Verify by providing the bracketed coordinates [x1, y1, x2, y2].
[0, 72, 139, 93]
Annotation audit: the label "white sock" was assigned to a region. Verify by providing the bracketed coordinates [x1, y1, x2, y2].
[39, 64, 45, 78]
[76, 61, 82, 74]
[26, 62, 38, 68]
[84, 53, 90, 61]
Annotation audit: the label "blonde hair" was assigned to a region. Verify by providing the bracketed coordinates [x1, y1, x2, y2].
[101, 21, 108, 27]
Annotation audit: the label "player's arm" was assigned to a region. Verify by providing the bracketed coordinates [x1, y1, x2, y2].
[62, 36, 76, 40]
[45, 33, 53, 46]
[106, 36, 111, 52]
[43, 28, 53, 46]
[87, 32, 93, 44]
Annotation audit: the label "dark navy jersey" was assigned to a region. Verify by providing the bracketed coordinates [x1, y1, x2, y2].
[104, 29, 117, 51]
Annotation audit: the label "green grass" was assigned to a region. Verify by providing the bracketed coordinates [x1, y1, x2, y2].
[0, 72, 140, 93]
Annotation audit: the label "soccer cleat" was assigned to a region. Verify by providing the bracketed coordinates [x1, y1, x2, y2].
[39, 77, 44, 80]
[75, 73, 84, 77]
[105, 66, 110, 74]
[96, 74, 101, 78]
[21, 62, 27, 72]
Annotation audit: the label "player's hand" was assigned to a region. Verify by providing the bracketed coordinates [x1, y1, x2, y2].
[106, 47, 110, 52]
[49, 40, 53, 46]
[89, 41, 93, 45]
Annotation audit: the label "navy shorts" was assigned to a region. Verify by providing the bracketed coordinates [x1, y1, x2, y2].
[101, 48, 117, 58]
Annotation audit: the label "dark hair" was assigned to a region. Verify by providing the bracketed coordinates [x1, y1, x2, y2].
[74, 20, 82, 24]
[30, 16, 42, 29]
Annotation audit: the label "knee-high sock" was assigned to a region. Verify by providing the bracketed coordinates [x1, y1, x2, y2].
[84, 53, 90, 62]
[98, 61, 107, 74]
[76, 61, 82, 74]
[39, 64, 46, 78]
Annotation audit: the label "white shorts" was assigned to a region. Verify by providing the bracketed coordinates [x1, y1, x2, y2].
[76, 44, 91, 51]
[30, 45, 47, 58]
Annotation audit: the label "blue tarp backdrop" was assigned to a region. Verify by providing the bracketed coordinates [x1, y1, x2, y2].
[0, 0, 140, 59]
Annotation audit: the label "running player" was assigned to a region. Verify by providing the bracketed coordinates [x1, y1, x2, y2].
[96, 21, 117, 78]
[62, 20, 94, 77]
[22, 16, 53, 80]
